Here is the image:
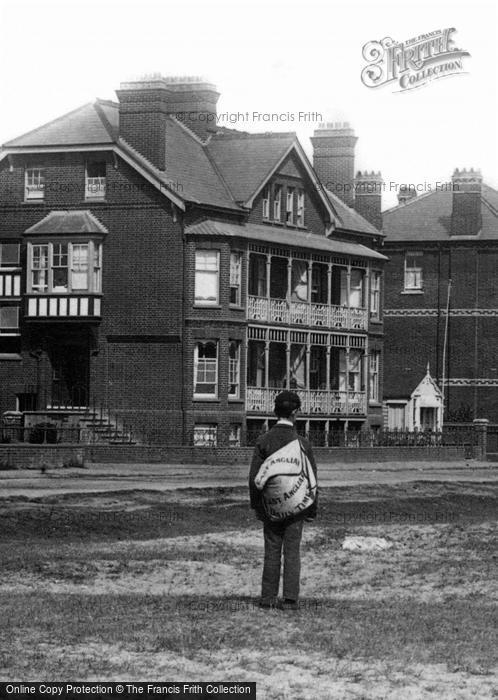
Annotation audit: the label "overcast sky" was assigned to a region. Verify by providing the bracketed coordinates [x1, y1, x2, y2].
[0, 0, 496, 208]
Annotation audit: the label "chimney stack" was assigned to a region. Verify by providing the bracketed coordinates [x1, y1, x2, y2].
[397, 185, 418, 206]
[354, 171, 383, 230]
[311, 122, 357, 207]
[451, 168, 482, 236]
[117, 74, 220, 169]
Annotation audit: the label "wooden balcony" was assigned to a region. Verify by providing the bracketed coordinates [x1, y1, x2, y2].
[247, 296, 367, 330]
[246, 387, 367, 415]
[25, 294, 102, 320]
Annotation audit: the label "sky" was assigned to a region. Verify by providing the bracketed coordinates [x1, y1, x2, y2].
[0, 0, 496, 209]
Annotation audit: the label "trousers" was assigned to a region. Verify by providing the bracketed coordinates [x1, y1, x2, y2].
[261, 518, 304, 603]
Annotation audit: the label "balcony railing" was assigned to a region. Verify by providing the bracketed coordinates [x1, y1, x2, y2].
[246, 387, 367, 415]
[25, 294, 102, 320]
[247, 296, 367, 330]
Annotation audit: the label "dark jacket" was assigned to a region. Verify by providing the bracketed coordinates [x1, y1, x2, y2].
[249, 423, 318, 522]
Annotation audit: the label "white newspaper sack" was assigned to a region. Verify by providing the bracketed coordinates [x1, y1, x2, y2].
[254, 439, 317, 521]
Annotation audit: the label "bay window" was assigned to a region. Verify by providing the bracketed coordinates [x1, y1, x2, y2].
[28, 241, 102, 293]
[195, 250, 219, 305]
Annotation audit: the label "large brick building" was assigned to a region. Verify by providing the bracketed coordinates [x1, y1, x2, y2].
[0, 76, 386, 445]
[382, 169, 498, 427]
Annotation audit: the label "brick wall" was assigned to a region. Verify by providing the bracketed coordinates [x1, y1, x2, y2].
[0, 443, 471, 469]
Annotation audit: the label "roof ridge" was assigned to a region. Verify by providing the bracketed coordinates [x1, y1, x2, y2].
[3, 102, 95, 147]
[203, 141, 237, 205]
[211, 131, 296, 140]
[168, 115, 206, 145]
[93, 101, 118, 141]
[382, 187, 439, 215]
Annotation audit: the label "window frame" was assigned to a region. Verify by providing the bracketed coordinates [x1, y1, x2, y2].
[273, 185, 282, 221]
[85, 161, 107, 201]
[0, 306, 20, 335]
[193, 340, 219, 399]
[228, 340, 241, 399]
[0, 243, 21, 267]
[262, 186, 270, 220]
[27, 240, 103, 294]
[25, 166, 45, 201]
[229, 251, 243, 306]
[404, 252, 423, 291]
[369, 351, 380, 403]
[194, 249, 220, 306]
[286, 187, 294, 225]
[370, 270, 381, 319]
[296, 189, 305, 227]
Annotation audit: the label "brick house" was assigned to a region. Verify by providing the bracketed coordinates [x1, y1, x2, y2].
[382, 170, 498, 426]
[0, 76, 386, 446]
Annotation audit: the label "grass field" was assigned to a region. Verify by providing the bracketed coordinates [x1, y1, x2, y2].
[0, 481, 497, 699]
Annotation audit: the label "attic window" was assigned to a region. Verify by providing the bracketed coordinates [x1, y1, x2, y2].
[404, 252, 423, 290]
[85, 161, 106, 200]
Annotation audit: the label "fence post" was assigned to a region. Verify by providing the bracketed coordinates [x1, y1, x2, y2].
[473, 418, 489, 460]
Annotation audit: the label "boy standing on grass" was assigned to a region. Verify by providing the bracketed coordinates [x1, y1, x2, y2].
[249, 390, 318, 610]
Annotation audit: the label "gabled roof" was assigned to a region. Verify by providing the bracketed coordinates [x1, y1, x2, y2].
[383, 184, 498, 242]
[324, 188, 382, 236]
[206, 132, 296, 202]
[186, 219, 388, 260]
[24, 210, 108, 235]
[4, 102, 115, 147]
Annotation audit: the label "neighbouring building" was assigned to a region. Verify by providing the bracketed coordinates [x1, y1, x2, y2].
[0, 76, 386, 446]
[382, 169, 498, 426]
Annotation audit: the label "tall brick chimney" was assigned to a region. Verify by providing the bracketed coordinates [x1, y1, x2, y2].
[397, 185, 418, 206]
[116, 74, 220, 169]
[451, 168, 482, 236]
[311, 122, 357, 207]
[354, 171, 383, 230]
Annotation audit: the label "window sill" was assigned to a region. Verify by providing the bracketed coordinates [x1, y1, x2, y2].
[0, 353, 22, 361]
[229, 304, 244, 311]
[369, 401, 382, 407]
[22, 200, 45, 204]
[401, 289, 424, 295]
[194, 304, 221, 309]
[193, 397, 220, 402]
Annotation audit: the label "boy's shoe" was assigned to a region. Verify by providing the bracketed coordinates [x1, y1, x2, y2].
[258, 598, 278, 609]
[279, 598, 299, 611]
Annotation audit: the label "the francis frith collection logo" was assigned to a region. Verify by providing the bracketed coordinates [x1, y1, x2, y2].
[361, 28, 470, 92]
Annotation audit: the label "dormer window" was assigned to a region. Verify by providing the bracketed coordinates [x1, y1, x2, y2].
[262, 186, 270, 220]
[273, 185, 282, 221]
[286, 188, 294, 224]
[25, 167, 45, 201]
[85, 162, 106, 200]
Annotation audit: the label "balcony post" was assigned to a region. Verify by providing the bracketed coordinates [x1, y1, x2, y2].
[345, 344, 350, 414]
[307, 260, 313, 304]
[285, 335, 291, 389]
[346, 263, 351, 328]
[364, 266, 370, 315]
[287, 258, 293, 304]
[265, 254, 271, 300]
[305, 340, 311, 411]
[264, 339, 270, 394]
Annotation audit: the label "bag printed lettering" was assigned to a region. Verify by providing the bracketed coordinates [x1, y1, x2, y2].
[254, 439, 317, 521]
